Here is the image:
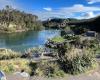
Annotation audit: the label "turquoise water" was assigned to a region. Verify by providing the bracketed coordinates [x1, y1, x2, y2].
[0, 30, 60, 52]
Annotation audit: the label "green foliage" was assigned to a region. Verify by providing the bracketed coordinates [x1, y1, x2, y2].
[83, 39, 99, 49]
[35, 61, 65, 77]
[58, 48, 97, 75]
[0, 49, 21, 60]
[43, 18, 78, 29]
[64, 26, 71, 31]
[64, 35, 76, 40]
[27, 47, 44, 53]
[23, 47, 44, 58]
[4, 27, 16, 32]
[51, 36, 65, 43]
[0, 59, 31, 73]
[0, 5, 43, 32]
[71, 26, 88, 34]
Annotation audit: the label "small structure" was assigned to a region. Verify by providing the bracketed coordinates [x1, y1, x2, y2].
[83, 31, 97, 40]
[85, 31, 97, 37]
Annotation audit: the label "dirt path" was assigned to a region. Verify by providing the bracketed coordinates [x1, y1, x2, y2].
[6, 70, 100, 80]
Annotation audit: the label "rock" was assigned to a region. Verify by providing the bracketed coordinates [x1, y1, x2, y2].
[14, 71, 30, 80]
[20, 72, 30, 78]
[0, 71, 7, 80]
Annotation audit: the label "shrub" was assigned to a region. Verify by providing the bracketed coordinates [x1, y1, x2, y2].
[35, 61, 65, 77]
[22, 47, 44, 58]
[0, 49, 21, 60]
[58, 47, 98, 75]
[83, 39, 99, 49]
[0, 59, 31, 73]
[27, 47, 44, 53]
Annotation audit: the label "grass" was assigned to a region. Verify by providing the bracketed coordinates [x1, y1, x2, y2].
[95, 48, 100, 54]
[58, 47, 98, 75]
[0, 58, 31, 73]
[0, 49, 21, 60]
[51, 36, 65, 43]
[0, 41, 99, 77]
[35, 61, 65, 77]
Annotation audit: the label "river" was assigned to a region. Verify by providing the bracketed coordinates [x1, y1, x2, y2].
[0, 30, 60, 52]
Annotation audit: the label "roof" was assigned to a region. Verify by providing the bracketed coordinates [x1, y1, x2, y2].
[86, 31, 96, 33]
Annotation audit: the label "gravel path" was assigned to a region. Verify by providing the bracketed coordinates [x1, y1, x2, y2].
[6, 70, 100, 80]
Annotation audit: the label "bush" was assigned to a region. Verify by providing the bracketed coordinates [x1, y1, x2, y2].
[22, 47, 44, 58]
[35, 61, 65, 77]
[0, 49, 21, 60]
[0, 59, 31, 73]
[51, 36, 65, 43]
[58, 47, 98, 75]
[6, 27, 16, 32]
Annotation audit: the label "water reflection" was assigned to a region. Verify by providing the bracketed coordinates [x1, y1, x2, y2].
[0, 30, 60, 52]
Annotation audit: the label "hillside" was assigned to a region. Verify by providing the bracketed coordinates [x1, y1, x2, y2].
[0, 6, 43, 33]
[43, 18, 78, 29]
[68, 16, 100, 32]
[43, 16, 100, 32]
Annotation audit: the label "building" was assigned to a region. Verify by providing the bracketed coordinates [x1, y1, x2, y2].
[83, 31, 97, 40]
[85, 31, 97, 37]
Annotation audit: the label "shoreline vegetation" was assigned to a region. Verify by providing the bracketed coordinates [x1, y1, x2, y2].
[0, 32, 100, 78]
[0, 28, 39, 33]
[0, 29, 29, 33]
[0, 5, 43, 33]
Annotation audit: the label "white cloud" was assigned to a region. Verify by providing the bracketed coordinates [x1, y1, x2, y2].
[35, 4, 100, 20]
[82, 12, 95, 18]
[87, 0, 100, 4]
[76, 12, 100, 19]
[43, 7, 52, 11]
[61, 4, 100, 13]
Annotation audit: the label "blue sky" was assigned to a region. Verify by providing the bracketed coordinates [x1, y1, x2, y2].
[0, 0, 100, 20]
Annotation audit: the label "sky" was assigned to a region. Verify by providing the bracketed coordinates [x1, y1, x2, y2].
[0, 0, 100, 20]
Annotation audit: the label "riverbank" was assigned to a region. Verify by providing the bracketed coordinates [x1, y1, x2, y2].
[0, 28, 43, 34]
[0, 29, 29, 33]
